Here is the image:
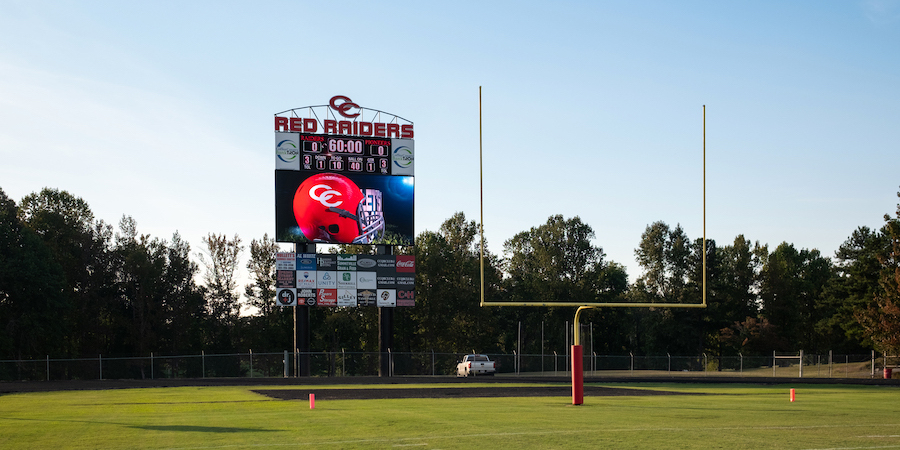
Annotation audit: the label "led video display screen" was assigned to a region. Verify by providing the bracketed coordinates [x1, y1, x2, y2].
[275, 170, 414, 245]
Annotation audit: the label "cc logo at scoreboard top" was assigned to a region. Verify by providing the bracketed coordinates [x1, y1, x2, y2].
[329, 95, 360, 118]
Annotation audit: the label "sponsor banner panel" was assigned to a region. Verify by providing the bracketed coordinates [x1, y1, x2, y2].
[337, 289, 357, 306]
[317, 271, 337, 289]
[357, 271, 377, 289]
[357, 289, 377, 307]
[276, 132, 300, 170]
[296, 253, 317, 270]
[337, 271, 356, 290]
[276, 252, 296, 271]
[357, 256, 377, 270]
[296, 270, 316, 288]
[375, 256, 396, 288]
[276, 288, 296, 306]
[397, 289, 415, 307]
[337, 255, 357, 271]
[276, 270, 295, 289]
[272, 253, 413, 307]
[390, 139, 414, 176]
[317, 289, 337, 306]
[377, 289, 396, 307]
[299, 288, 316, 306]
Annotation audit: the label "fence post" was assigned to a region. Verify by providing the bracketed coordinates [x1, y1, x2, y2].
[341, 348, 345, 377]
[630, 352, 634, 374]
[703, 353, 707, 373]
[871, 350, 875, 378]
[249, 349, 253, 378]
[739, 353, 743, 374]
[554, 351, 558, 373]
[284, 350, 288, 378]
[99, 354, 103, 380]
[46, 355, 49, 381]
[151, 352, 154, 380]
[202, 350, 205, 378]
[432, 349, 435, 376]
[799, 350, 803, 378]
[667, 353, 671, 372]
[773, 351, 776, 377]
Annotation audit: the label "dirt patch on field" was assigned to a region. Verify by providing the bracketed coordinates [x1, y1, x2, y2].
[253, 385, 692, 400]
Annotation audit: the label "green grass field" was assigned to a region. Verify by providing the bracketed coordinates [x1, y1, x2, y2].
[1, 382, 898, 449]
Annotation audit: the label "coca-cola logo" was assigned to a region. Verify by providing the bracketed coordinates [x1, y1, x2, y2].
[396, 260, 414, 268]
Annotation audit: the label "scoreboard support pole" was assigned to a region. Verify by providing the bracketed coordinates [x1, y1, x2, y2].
[378, 245, 394, 377]
[297, 243, 313, 377]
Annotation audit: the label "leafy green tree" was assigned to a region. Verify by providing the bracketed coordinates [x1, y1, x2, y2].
[404, 212, 501, 354]
[857, 190, 900, 354]
[758, 243, 834, 352]
[502, 215, 626, 359]
[198, 233, 243, 351]
[158, 232, 206, 354]
[17, 188, 117, 357]
[819, 227, 887, 352]
[0, 188, 68, 359]
[114, 216, 168, 359]
[630, 222, 702, 355]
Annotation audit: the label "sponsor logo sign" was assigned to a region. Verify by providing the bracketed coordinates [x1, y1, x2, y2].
[317, 271, 337, 289]
[275, 133, 300, 170]
[276, 270, 296, 289]
[299, 288, 316, 306]
[296, 270, 316, 289]
[276, 252, 296, 271]
[276, 288, 296, 306]
[296, 253, 317, 271]
[377, 289, 396, 307]
[337, 271, 357, 290]
[337, 254, 357, 271]
[357, 257, 377, 269]
[357, 289, 377, 307]
[317, 289, 337, 306]
[391, 139, 414, 176]
[337, 289, 357, 307]
[356, 272, 377, 289]
[397, 289, 415, 307]
[396, 255, 415, 272]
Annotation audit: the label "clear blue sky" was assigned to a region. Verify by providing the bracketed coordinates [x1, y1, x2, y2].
[2, 1, 898, 285]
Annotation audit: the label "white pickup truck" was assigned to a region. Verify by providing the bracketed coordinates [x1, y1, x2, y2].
[456, 354, 496, 377]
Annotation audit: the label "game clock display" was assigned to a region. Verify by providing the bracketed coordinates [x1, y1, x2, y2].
[300, 134, 392, 174]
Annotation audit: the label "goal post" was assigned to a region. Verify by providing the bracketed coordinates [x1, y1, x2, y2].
[477, 88, 708, 404]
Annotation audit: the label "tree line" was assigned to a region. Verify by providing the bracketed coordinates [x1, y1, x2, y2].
[2, 186, 899, 362]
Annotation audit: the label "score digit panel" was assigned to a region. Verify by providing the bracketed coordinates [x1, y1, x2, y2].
[276, 132, 414, 176]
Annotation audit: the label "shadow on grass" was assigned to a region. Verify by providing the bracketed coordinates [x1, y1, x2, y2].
[1, 417, 277, 434]
[130, 425, 276, 433]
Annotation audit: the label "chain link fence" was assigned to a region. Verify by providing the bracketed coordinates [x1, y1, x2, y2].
[1, 351, 897, 382]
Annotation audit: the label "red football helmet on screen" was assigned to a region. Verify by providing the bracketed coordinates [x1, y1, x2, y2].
[293, 173, 385, 244]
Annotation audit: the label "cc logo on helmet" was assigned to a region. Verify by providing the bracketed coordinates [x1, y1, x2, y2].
[329, 95, 360, 118]
[308, 184, 343, 208]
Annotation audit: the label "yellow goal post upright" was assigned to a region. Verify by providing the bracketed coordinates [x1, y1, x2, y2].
[477, 87, 707, 403]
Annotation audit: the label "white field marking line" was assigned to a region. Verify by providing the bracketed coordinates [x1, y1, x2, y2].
[162, 424, 900, 450]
